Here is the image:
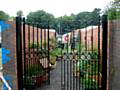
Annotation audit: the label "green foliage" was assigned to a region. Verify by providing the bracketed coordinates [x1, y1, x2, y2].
[50, 57, 56, 65]
[105, 0, 120, 20]
[25, 77, 36, 86]
[29, 43, 48, 58]
[16, 10, 23, 16]
[75, 43, 85, 51]
[26, 8, 101, 34]
[55, 9, 101, 34]
[25, 64, 45, 88]
[49, 38, 56, 49]
[50, 48, 61, 57]
[75, 50, 100, 89]
[0, 11, 9, 20]
[81, 77, 98, 90]
[91, 8, 101, 25]
[50, 48, 61, 65]
[26, 10, 55, 28]
[27, 64, 45, 77]
[29, 43, 40, 49]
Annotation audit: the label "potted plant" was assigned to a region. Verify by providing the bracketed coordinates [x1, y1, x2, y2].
[50, 57, 57, 69]
[25, 77, 36, 90]
[49, 48, 59, 69]
[27, 64, 48, 87]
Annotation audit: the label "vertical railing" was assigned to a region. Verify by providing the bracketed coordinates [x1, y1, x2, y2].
[22, 17, 26, 88]
[102, 15, 108, 90]
[79, 29, 81, 90]
[98, 16, 101, 89]
[60, 17, 108, 90]
[47, 21, 50, 85]
[16, 17, 51, 89]
[16, 16, 23, 90]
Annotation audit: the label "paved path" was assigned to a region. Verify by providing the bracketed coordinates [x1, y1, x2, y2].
[36, 61, 61, 90]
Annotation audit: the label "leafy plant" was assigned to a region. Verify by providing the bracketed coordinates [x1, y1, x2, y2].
[50, 48, 61, 57]
[25, 77, 36, 85]
[81, 77, 98, 90]
[27, 64, 45, 77]
[29, 43, 40, 49]
[50, 57, 56, 65]
[75, 50, 101, 89]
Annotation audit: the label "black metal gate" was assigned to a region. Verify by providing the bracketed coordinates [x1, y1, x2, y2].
[16, 16, 50, 90]
[16, 15, 108, 90]
[60, 15, 108, 90]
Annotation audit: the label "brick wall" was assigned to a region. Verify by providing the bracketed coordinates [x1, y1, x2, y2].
[109, 20, 120, 90]
[73, 26, 102, 50]
[2, 21, 17, 90]
[22, 25, 56, 48]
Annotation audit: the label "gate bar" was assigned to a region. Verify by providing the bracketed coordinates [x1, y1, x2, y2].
[102, 15, 108, 90]
[47, 21, 50, 84]
[98, 16, 101, 90]
[23, 17, 26, 88]
[16, 16, 23, 90]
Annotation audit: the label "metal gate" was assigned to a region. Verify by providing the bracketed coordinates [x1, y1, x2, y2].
[16, 17, 50, 90]
[60, 15, 108, 90]
[16, 15, 108, 90]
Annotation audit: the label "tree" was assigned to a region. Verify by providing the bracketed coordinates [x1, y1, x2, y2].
[91, 8, 101, 25]
[105, 0, 120, 20]
[55, 9, 101, 34]
[0, 11, 9, 20]
[26, 8, 101, 34]
[26, 10, 55, 28]
[75, 12, 92, 28]
[16, 10, 23, 17]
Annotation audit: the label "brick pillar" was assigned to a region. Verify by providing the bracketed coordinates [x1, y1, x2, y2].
[1, 21, 18, 90]
[109, 20, 120, 90]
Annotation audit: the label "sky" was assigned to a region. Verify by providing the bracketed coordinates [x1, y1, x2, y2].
[0, 0, 113, 17]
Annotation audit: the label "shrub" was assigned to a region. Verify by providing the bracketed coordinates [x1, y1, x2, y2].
[81, 77, 98, 90]
[29, 43, 40, 49]
[75, 50, 100, 89]
[50, 57, 56, 65]
[27, 64, 45, 77]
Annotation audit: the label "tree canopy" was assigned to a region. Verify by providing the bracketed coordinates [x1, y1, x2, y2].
[0, 11, 9, 21]
[26, 8, 101, 34]
[105, 0, 120, 20]
[26, 10, 55, 28]
[16, 10, 23, 17]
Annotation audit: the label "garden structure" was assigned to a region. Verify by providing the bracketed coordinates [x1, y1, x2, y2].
[15, 15, 108, 90]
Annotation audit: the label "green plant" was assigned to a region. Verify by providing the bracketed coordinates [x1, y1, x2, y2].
[75, 50, 101, 89]
[49, 38, 56, 49]
[27, 64, 45, 77]
[50, 57, 56, 65]
[75, 43, 85, 51]
[81, 77, 98, 90]
[29, 43, 40, 49]
[91, 50, 98, 59]
[25, 77, 36, 86]
[50, 48, 61, 57]
[37, 49, 48, 58]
